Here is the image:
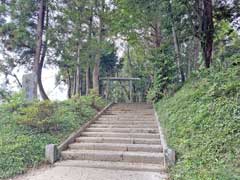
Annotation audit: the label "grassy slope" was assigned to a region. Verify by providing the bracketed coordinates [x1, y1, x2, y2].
[0, 95, 106, 179]
[156, 66, 240, 180]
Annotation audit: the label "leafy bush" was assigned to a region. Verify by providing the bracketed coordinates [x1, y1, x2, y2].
[146, 87, 164, 103]
[2, 91, 27, 111]
[147, 46, 176, 102]
[156, 66, 240, 179]
[17, 101, 58, 133]
[0, 94, 107, 179]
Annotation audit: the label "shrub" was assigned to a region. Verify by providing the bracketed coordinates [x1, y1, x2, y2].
[2, 91, 27, 112]
[17, 101, 58, 133]
[0, 94, 107, 178]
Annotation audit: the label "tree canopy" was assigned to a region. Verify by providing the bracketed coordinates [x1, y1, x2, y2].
[0, 0, 239, 102]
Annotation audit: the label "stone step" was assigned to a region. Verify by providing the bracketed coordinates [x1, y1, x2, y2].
[102, 113, 154, 116]
[100, 116, 155, 118]
[108, 111, 153, 114]
[85, 128, 159, 134]
[55, 160, 167, 174]
[76, 137, 161, 145]
[98, 118, 156, 121]
[61, 150, 164, 164]
[103, 112, 154, 117]
[100, 116, 154, 119]
[90, 124, 158, 128]
[104, 112, 154, 116]
[69, 143, 163, 152]
[95, 121, 157, 125]
[80, 132, 160, 139]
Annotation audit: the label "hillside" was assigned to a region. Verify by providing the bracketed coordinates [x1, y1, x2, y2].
[156, 66, 240, 179]
[0, 94, 106, 179]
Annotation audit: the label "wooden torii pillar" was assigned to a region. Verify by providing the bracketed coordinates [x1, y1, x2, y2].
[100, 77, 140, 102]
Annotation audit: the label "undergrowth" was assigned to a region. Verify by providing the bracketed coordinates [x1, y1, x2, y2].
[0, 93, 107, 179]
[156, 66, 240, 180]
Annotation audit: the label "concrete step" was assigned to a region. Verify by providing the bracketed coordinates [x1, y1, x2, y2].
[104, 112, 154, 116]
[69, 143, 163, 152]
[85, 127, 159, 134]
[100, 116, 154, 119]
[98, 118, 156, 121]
[90, 124, 158, 128]
[61, 150, 164, 164]
[55, 160, 167, 174]
[99, 116, 155, 119]
[76, 137, 161, 145]
[105, 112, 154, 115]
[95, 121, 157, 125]
[80, 132, 160, 139]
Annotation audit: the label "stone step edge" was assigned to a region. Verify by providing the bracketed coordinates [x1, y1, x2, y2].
[55, 160, 168, 175]
[69, 142, 163, 152]
[85, 128, 159, 133]
[80, 132, 161, 139]
[90, 124, 158, 127]
[76, 137, 161, 145]
[61, 150, 164, 164]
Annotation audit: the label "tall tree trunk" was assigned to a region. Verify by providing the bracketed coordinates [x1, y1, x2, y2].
[153, 21, 161, 48]
[169, 2, 185, 82]
[187, 42, 192, 77]
[76, 43, 82, 96]
[194, 37, 200, 70]
[86, 4, 93, 95]
[67, 70, 72, 99]
[93, 56, 100, 95]
[38, 40, 49, 100]
[72, 72, 77, 96]
[33, 0, 46, 98]
[93, 0, 104, 95]
[202, 0, 214, 68]
[86, 66, 90, 95]
[155, 26, 161, 48]
[38, 3, 49, 100]
[172, 26, 185, 82]
[127, 45, 133, 76]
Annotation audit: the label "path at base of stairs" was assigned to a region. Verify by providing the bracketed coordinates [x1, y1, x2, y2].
[12, 165, 166, 180]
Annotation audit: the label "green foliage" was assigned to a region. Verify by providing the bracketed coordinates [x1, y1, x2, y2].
[0, 94, 107, 179]
[0, 88, 11, 102]
[156, 66, 240, 179]
[214, 20, 240, 68]
[100, 50, 118, 77]
[147, 47, 176, 102]
[2, 91, 27, 111]
[107, 82, 129, 103]
[17, 101, 59, 133]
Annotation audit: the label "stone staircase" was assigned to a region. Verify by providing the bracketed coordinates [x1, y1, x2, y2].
[56, 103, 168, 179]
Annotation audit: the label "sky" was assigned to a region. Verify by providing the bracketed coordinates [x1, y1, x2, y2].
[0, 65, 68, 101]
[0, 37, 126, 101]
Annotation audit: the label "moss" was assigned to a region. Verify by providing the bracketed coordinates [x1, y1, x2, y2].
[156, 66, 240, 180]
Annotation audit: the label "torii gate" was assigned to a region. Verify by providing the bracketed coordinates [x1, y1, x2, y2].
[100, 77, 140, 102]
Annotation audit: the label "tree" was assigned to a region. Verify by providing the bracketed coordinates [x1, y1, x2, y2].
[202, 0, 214, 68]
[33, 0, 49, 99]
[93, 0, 105, 95]
[0, 0, 49, 100]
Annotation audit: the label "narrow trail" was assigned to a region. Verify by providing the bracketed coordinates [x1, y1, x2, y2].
[13, 103, 168, 180]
